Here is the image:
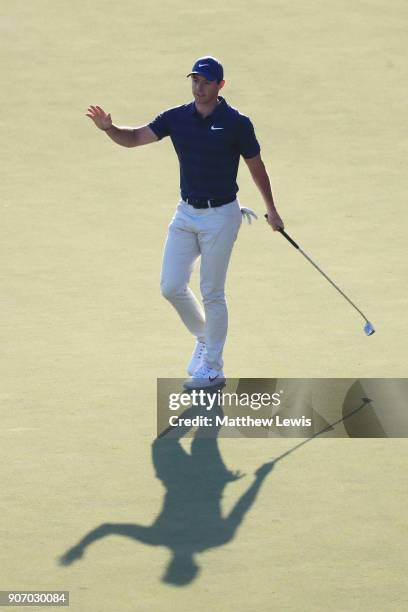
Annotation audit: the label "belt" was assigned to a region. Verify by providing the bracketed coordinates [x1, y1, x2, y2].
[182, 195, 236, 209]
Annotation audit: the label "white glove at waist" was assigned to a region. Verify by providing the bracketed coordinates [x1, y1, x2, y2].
[240, 207, 258, 224]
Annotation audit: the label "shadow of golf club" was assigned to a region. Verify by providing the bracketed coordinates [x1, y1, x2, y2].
[271, 381, 375, 464]
[58, 387, 275, 586]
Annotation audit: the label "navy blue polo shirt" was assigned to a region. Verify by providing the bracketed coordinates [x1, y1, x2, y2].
[148, 96, 260, 200]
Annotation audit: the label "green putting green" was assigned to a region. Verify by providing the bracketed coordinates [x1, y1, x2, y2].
[1, 1, 407, 610]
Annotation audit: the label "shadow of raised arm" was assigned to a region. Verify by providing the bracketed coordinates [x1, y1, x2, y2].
[58, 522, 155, 566]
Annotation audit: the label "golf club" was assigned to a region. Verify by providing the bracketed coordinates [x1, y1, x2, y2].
[264, 216, 375, 335]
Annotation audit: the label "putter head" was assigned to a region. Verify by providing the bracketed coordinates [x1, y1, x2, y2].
[364, 321, 375, 336]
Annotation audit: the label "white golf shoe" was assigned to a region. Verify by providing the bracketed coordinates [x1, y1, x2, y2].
[187, 341, 206, 376]
[183, 363, 225, 390]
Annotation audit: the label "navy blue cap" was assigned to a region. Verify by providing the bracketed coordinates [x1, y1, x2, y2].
[187, 56, 224, 81]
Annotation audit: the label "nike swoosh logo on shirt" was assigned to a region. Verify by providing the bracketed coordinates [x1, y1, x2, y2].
[211, 126, 224, 130]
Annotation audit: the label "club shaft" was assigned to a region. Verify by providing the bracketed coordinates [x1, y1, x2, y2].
[264, 220, 371, 323]
[297, 247, 369, 322]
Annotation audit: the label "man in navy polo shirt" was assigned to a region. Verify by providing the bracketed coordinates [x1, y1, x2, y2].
[86, 56, 284, 389]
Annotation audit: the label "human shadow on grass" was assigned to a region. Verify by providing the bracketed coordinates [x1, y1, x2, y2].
[59, 381, 374, 585]
[58, 386, 274, 586]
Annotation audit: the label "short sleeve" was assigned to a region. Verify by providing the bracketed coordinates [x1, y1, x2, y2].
[237, 116, 261, 159]
[148, 110, 171, 140]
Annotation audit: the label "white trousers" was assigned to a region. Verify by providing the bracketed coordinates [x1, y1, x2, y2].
[160, 199, 242, 371]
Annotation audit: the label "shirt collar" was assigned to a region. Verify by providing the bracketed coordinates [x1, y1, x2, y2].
[190, 96, 227, 118]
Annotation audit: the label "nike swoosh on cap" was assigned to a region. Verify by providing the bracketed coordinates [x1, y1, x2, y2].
[211, 125, 224, 130]
[198, 63, 209, 67]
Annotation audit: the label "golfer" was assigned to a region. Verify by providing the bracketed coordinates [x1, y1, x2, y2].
[86, 56, 284, 388]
